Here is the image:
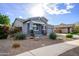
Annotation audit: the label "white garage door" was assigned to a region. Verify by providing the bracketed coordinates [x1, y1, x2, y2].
[47, 28, 52, 35]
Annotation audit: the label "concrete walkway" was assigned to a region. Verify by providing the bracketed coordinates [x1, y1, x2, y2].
[16, 40, 79, 56]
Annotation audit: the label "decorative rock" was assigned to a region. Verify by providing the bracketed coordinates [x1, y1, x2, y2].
[34, 37, 39, 41]
[57, 37, 63, 40]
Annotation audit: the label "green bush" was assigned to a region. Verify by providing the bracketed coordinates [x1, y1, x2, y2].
[49, 32, 57, 40]
[0, 13, 10, 26]
[15, 32, 26, 40]
[69, 32, 78, 34]
[66, 34, 73, 38]
[77, 33, 79, 35]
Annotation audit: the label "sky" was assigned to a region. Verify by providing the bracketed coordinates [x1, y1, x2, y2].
[0, 3, 79, 25]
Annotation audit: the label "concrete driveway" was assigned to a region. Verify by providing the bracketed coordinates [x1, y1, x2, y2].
[16, 39, 79, 56]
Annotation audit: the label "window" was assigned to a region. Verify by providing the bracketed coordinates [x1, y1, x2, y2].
[33, 24, 39, 31]
[15, 27, 22, 31]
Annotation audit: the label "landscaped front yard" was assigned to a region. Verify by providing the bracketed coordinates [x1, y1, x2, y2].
[0, 36, 65, 56]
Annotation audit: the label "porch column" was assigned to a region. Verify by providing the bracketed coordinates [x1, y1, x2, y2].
[30, 20, 33, 30]
[43, 25, 45, 30]
[43, 24, 47, 35]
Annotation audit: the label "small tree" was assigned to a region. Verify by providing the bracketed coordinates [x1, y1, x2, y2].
[0, 13, 10, 39]
[0, 13, 10, 26]
[73, 25, 79, 34]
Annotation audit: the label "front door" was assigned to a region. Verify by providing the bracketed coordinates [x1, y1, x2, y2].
[39, 24, 43, 34]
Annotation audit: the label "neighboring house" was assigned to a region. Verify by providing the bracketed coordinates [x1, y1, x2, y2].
[12, 17, 53, 36]
[53, 23, 74, 33]
[75, 22, 79, 26]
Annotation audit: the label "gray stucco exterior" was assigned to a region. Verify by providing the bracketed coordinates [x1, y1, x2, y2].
[12, 17, 53, 36]
[22, 17, 48, 35]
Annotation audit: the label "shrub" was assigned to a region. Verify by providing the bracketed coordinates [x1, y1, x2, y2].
[15, 32, 26, 40]
[0, 13, 10, 39]
[9, 27, 21, 35]
[14, 27, 21, 33]
[66, 34, 73, 38]
[49, 32, 57, 40]
[12, 43, 20, 48]
[77, 33, 79, 35]
[9, 29, 15, 34]
[69, 32, 78, 34]
[73, 25, 79, 33]
[0, 25, 9, 39]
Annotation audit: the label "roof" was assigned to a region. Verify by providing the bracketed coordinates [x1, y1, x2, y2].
[54, 23, 74, 28]
[12, 17, 48, 26]
[12, 18, 26, 26]
[23, 17, 48, 23]
[47, 24, 54, 29]
[15, 18, 26, 22]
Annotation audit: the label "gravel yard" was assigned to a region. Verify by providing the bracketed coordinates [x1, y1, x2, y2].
[0, 36, 65, 56]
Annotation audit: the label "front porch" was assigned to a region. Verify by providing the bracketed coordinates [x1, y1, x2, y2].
[27, 21, 47, 36]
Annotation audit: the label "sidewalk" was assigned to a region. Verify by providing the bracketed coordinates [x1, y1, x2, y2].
[16, 39, 79, 56]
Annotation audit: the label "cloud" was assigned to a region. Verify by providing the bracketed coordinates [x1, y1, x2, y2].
[66, 4, 74, 10]
[43, 3, 75, 15]
[6, 12, 12, 15]
[19, 16, 23, 18]
[30, 4, 44, 17]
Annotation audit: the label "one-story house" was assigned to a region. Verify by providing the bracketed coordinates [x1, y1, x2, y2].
[53, 23, 74, 33]
[12, 17, 53, 36]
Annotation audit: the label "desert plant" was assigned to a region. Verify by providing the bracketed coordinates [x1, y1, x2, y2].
[49, 32, 57, 40]
[15, 32, 26, 40]
[9, 27, 21, 35]
[66, 34, 73, 38]
[0, 13, 10, 39]
[12, 43, 20, 48]
[14, 27, 21, 33]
